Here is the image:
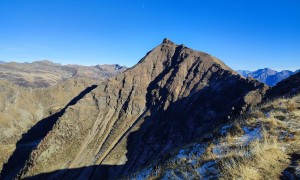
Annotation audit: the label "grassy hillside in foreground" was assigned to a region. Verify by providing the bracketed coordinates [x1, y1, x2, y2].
[130, 94, 300, 179]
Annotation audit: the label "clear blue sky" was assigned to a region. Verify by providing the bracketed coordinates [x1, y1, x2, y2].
[0, 0, 299, 70]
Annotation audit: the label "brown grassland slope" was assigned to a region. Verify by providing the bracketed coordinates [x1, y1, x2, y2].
[0, 77, 98, 172]
[0, 60, 126, 88]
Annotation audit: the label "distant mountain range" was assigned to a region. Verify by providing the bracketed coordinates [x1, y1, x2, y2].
[237, 68, 299, 86]
[1, 59, 297, 87]
[0, 60, 127, 88]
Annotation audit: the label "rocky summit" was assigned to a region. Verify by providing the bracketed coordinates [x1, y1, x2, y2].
[0, 39, 269, 179]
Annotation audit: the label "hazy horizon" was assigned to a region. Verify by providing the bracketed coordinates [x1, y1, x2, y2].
[1, 57, 299, 72]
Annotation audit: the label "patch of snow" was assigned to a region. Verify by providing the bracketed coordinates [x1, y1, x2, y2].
[176, 149, 189, 159]
[161, 169, 192, 180]
[295, 166, 300, 177]
[220, 124, 233, 135]
[280, 146, 287, 152]
[175, 143, 205, 161]
[187, 159, 197, 166]
[196, 160, 219, 179]
[134, 143, 206, 179]
[161, 170, 174, 180]
[212, 146, 223, 155]
[240, 127, 262, 144]
[134, 167, 153, 180]
[213, 126, 262, 156]
[190, 144, 205, 157]
[265, 112, 271, 118]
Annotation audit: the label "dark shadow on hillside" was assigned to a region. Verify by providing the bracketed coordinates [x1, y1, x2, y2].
[265, 71, 300, 101]
[0, 85, 98, 180]
[22, 165, 112, 180]
[280, 153, 300, 180]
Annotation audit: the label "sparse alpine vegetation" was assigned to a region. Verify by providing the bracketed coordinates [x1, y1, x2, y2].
[129, 73, 300, 180]
[129, 94, 300, 180]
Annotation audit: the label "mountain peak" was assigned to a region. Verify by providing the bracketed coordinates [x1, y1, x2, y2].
[2, 39, 269, 179]
[263, 68, 274, 72]
[32, 60, 61, 66]
[162, 38, 174, 44]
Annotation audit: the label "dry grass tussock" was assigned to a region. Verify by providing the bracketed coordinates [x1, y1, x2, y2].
[129, 94, 300, 179]
[219, 138, 289, 180]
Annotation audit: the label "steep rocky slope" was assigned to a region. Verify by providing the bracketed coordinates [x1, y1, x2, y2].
[131, 71, 300, 179]
[237, 68, 298, 86]
[0, 60, 126, 88]
[0, 77, 98, 173]
[2, 39, 269, 179]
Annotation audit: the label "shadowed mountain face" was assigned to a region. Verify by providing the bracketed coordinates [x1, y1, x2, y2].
[1, 39, 268, 179]
[0, 60, 126, 88]
[237, 68, 297, 86]
[266, 71, 300, 99]
[125, 68, 300, 180]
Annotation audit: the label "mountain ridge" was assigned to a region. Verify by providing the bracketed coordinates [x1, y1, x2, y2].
[0, 61, 127, 88]
[237, 68, 299, 86]
[0, 77, 99, 174]
[1, 39, 269, 179]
